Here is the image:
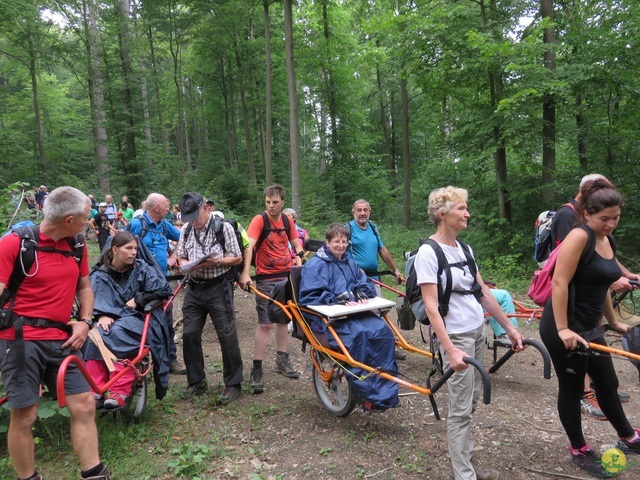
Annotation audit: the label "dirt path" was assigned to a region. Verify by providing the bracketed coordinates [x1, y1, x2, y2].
[165, 288, 640, 479]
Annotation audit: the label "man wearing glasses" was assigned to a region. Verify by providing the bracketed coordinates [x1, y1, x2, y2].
[128, 192, 186, 375]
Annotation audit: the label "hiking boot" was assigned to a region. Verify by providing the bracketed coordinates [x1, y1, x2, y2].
[619, 390, 631, 403]
[82, 466, 112, 480]
[476, 468, 500, 480]
[103, 393, 127, 411]
[219, 384, 242, 405]
[581, 391, 607, 420]
[169, 361, 187, 375]
[394, 348, 407, 360]
[249, 366, 264, 394]
[181, 380, 207, 398]
[273, 351, 300, 379]
[569, 445, 609, 478]
[617, 428, 640, 454]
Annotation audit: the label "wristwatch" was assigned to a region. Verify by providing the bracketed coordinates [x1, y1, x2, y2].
[80, 318, 95, 329]
[295, 250, 305, 259]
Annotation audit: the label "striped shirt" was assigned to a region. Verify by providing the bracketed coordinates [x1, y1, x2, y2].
[177, 214, 241, 280]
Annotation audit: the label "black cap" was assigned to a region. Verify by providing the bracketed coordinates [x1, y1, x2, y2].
[179, 192, 204, 223]
[206, 199, 215, 205]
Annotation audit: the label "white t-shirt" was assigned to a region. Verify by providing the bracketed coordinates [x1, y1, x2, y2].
[414, 240, 484, 335]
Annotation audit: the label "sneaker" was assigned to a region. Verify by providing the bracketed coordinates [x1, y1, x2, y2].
[476, 468, 500, 480]
[581, 391, 607, 420]
[219, 384, 241, 405]
[494, 334, 511, 347]
[274, 351, 300, 379]
[82, 466, 112, 480]
[181, 380, 207, 398]
[617, 428, 640, 454]
[394, 349, 407, 360]
[169, 361, 187, 375]
[569, 445, 609, 478]
[249, 367, 264, 394]
[619, 390, 631, 403]
[103, 393, 127, 411]
[93, 393, 104, 409]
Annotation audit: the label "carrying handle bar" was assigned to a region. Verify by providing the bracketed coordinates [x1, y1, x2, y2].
[429, 357, 491, 405]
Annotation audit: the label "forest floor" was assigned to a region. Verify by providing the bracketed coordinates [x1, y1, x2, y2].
[3, 287, 640, 479]
[154, 288, 640, 480]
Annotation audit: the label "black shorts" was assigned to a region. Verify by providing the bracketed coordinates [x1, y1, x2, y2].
[0, 339, 90, 409]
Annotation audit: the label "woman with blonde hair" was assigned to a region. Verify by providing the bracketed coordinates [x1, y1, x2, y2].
[414, 186, 523, 480]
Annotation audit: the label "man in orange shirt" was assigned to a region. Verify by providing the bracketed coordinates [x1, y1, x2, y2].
[239, 184, 304, 393]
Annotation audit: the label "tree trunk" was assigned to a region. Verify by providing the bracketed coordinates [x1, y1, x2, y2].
[263, 0, 273, 185]
[400, 63, 411, 228]
[146, 25, 170, 156]
[84, 0, 109, 193]
[168, 0, 185, 180]
[235, 35, 257, 185]
[118, 0, 138, 197]
[284, 0, 301, 213]
[322, 0, 338, 160]
[26, 28, 46, 173]
[484, 0, 511, 222]
[376, 55, 393, 184]
[541, 0, 556, 205]
[576, 95, 587, 170]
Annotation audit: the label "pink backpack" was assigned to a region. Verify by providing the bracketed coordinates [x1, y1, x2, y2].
[527, 226, 601, 307]
[527, 246, 561, 306]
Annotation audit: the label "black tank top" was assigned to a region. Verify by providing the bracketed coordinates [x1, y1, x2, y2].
[571, 241, 620, 332]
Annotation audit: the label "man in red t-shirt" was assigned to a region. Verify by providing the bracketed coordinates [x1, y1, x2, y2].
[0, 186, 111, 480]
[239, 184, 304, 394]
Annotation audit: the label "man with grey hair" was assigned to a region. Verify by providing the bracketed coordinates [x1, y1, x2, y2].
[128, 192, 185, 374]
[0, 186, 111, 480]
[346, 199, 406, 359]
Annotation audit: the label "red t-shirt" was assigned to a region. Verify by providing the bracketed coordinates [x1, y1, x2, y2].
[0, 231, 89, 341]
[247, 213, 299, 275]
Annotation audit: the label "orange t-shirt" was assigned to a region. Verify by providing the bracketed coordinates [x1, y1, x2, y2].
[247, 213, 299, 275]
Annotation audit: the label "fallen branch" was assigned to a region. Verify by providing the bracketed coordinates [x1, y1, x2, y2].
[364, 466, 393, 478]
[523, 466, 589, 479]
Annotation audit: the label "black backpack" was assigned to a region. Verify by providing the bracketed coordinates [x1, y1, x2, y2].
[403, 238, 480, 326]
[251, 211, 292, 266]
[125, 215, 167, 239]
[1, 224, 84, 321]
[184, 216, 246, 281]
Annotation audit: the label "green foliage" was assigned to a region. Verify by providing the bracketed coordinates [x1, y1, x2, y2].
[167, 441, 213, 478]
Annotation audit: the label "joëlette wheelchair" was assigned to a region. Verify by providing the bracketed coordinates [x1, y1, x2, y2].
[55, 279, 184, 423]
[251, 266, 491, 419]
[373, 276, 551, 377]
[0, 288, 180, 422]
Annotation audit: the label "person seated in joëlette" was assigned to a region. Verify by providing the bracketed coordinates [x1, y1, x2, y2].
[299, 223, 399, 412]
[85, 231, 173, 410]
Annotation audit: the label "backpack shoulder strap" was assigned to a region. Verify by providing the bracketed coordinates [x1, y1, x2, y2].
[424, 239, 448, 315]
[368, 221, 382, 242]
[457, 240, 478, 279]
[253, 211, 271, 253]
[2, 225, 40, 303]
[282, 213, 292, 240]
[213, 217, 227, 253]
[137, 216, 150, 239]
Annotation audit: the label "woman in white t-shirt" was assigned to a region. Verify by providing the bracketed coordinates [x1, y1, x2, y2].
[414, 186, 524, 480]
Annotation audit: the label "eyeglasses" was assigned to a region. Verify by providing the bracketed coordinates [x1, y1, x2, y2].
[329, 240, 348, 246]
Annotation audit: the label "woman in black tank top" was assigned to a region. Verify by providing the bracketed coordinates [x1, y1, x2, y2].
[540, 178, 640, 477]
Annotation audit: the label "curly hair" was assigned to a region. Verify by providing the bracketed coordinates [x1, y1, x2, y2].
[427, 186, 468, 226]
